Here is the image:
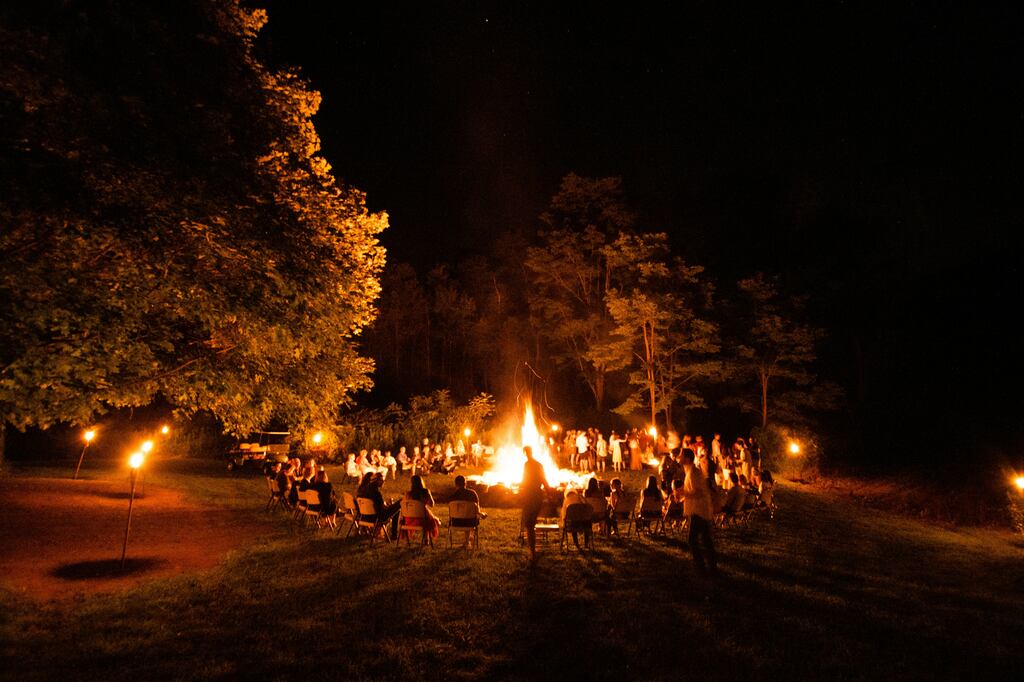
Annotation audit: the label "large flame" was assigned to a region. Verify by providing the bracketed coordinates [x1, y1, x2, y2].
[477, 400, 588, 490]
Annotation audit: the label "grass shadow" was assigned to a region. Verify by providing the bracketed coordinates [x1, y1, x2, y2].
[50, 557, 170, 580]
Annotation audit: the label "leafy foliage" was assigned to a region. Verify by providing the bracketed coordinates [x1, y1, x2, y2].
[524, 174, 636, 410]
[727, 273, 839, 428]
[0, 0, 385, 434]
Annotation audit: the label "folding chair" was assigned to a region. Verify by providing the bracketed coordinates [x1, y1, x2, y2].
[265, 477, 287, 512]
[635, 496, 664, 537]
[301, 489, 322, 527]
[356, 497, 391, 545]
[609, 492, 637, 537]
[661, 500, 687, 537]
[560, 502, 593, 552]
[520, 499, 559, 545]
[338, 492, 359, 537]
[397, 498, 433, 547]
[293, 488, 309, 522]
[448, 500, 481, 549]
[585, 496, 610, 537]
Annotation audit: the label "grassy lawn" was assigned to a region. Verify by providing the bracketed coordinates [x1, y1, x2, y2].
[2, 459, 1022, 680]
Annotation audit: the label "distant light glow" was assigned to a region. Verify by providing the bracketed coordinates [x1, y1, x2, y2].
[789, 442, 801, 455]
[129, 452, 144, 469]
[83, 429, 96, 443]
[463, 427, 472, 438]
[648, 426, 658, 438]
[312, 432, 323, 445]
[160, 425, 170, 435]
[141, 440, 154, 453]
[1014, 475, 1024, 491]
[550, 423, 560, 433]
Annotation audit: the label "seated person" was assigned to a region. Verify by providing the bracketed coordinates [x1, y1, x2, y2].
[383, 451, 397, 479]
[663, 479, 686, 528]
[667, 477, 686, 506]
[344, 454, 360, 480]
[275, 463, 293, 497]
[561, 488, 581, 520]
[739, 474, 759, 510]
[311, 469, 338, 516]
[637, 475, 664, 530]
[360, 473, 401, 538]
[608, 478, 629, 535]
[449, 475, 487, 519]
[720, 471, 747, 517]
[401, 475, 440, 540]
[396, 447, 410, 474]
[582, 476, 608, 526]
[559, 489, 591, 549]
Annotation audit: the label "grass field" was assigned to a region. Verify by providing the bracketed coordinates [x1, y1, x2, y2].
[2, 458, 1023, 681]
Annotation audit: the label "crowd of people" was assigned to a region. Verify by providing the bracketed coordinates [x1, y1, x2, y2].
[264, 425, 775, 571]
[339, 438, 487, 482]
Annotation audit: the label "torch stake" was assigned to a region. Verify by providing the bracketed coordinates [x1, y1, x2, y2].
[73, 444, 90, 480]
[120, 468, 139, 569]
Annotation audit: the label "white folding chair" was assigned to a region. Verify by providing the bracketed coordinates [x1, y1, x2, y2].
[397, 498, 433, 547]
[447, 500, 481, 549]
[356, 497, 390, 545]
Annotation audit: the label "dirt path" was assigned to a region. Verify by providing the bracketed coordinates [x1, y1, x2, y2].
[0, 476, 275, 601]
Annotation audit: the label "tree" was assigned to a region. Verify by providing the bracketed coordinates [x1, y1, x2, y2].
[524, 174, 636, 411]
[599, 233, 720, 428]
[0, 0, 386, 450]
[728, 273, 838, 428]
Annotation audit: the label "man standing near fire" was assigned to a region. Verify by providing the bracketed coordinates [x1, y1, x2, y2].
[520, 445, 550, 562]
[681, 449, 718, 577]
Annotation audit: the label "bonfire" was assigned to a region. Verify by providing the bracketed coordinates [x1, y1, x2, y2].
[471, 400, 589, 491]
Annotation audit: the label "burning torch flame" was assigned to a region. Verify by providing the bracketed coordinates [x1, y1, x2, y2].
[129, 452, 145, 469]
[83, 429, 96, 443]
[789, 442, 801, 456]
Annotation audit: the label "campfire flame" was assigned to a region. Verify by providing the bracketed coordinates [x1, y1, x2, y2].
[477, 400, 589, 490]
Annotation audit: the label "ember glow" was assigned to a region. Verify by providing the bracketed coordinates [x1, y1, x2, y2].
[476, 400, 588, 490]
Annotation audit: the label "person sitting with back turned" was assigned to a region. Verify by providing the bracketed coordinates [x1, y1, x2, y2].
[401, 475, 440, 540]
[608, 478, 628, 535]
[363, 472, 401, 539]
[450, 475, 487, 517]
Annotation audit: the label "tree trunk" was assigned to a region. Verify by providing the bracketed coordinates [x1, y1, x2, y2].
[593, 371, 605, 412]
[0, 422, 6, 471]
[760, 371, 769, 429]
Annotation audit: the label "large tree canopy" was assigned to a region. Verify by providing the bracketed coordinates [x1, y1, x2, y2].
[0, 0, 386, 434]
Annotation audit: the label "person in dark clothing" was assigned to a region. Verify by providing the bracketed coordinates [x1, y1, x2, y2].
[450, 474, 487, 522]
[360, 473, 401, 539]
[311, 469, 338, 515]
[520, 446, 550, 562]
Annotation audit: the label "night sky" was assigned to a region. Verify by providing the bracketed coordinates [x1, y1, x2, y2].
[255, 1, 1024, 467]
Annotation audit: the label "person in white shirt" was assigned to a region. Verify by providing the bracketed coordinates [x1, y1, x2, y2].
[681, 449, 718, 576]
[609, 431, 623, 472]
[595, 433, 608, 471]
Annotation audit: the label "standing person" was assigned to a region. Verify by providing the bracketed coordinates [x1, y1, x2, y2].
[575, 430, 589, 471]
[629, 429, 642, 471]
[595, 432, 608, 472]
[610, 431, 624, 472]
[681, 449, 718, 577]
[711, 433, 723, 465]
[520, 445, 550, 562]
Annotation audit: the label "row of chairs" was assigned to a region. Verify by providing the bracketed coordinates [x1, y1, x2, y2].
[266, 478, 481, 548]
[266, 479, 340, 530]
[525, 491, 776, 552]
[337, 493, 482, 549]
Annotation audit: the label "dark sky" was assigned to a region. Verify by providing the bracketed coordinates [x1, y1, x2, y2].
[255, 1, 1021, 274]
[254, 1, 1024, 465]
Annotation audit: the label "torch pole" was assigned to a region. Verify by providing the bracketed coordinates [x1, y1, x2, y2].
[73, 443, 90, 480]
[120, 468, 139, 569]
